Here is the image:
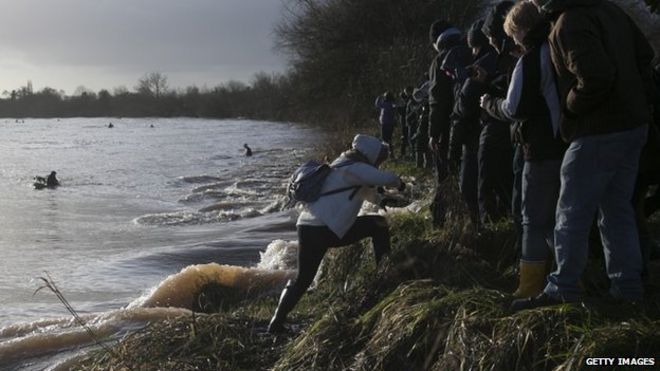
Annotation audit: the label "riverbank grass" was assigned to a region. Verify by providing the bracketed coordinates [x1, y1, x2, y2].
[76, 159, 660, 370]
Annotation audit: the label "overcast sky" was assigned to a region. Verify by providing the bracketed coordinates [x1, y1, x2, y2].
[0, 0, 287, 95]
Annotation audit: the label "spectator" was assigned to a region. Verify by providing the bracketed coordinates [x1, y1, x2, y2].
[475, 1, 517, 226]
[481, 1, 567, 298]
[452, 19, 497, 226]
[398, 87, 414, 159]
[427, 20, 472, 227]
[513, 0, 655, 310]
[411, 79, 432, 168]
[374, 92, 397, 154]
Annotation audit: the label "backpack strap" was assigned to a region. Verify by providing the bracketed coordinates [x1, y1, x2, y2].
[319, 185, 361, 198]
[318, 158, 363, 200]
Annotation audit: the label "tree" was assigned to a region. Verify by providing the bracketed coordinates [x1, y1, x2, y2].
[136, 72, 169, 99]
[274, 0, 487, 124]
[609, 0, 660, 62]
[113, 86, 129, 96]
[73, 85, 95, 97]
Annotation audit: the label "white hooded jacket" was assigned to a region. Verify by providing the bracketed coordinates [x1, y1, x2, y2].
[297, 135, 401, 238]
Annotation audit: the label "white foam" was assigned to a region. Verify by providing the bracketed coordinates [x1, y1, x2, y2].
[0, 307, 190, 367]
[129, 263, 296, 309]
[257, 239, 299, 271]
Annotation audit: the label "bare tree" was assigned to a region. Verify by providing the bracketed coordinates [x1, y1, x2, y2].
[136, 72, 169, 99]
[73, 85, 95, 97]
[609, 0, 660, 62]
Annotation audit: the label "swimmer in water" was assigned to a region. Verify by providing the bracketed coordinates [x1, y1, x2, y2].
[244, 143, 253, 157]
[46, 171, 60, 187]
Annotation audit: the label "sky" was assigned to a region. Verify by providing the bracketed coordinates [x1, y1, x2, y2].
[0, 0, 288, 95]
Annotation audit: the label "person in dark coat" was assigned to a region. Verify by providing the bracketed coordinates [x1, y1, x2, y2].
[411, 79, 432, 168]
[398, 87, 414, 159]
[472, 1, 518, 226]
[427, 20, 472, 227]
[451, 19, 497, 226]
[375, 92, 397, 153]
[513, 0, 655, 310]
[481, 1, 567, 299]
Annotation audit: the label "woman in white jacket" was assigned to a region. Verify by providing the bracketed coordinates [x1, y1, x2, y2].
[268, 134, 405, 333]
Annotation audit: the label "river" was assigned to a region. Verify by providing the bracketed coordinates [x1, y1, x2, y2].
[0, 117, 314, 370]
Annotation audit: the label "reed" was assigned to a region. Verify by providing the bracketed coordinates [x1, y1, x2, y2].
[74, 151, 660, 371]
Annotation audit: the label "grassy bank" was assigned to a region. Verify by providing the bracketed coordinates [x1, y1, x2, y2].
[75, 158, 660, 371]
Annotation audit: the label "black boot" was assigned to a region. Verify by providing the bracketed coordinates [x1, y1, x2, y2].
[268, 281, 301, 333]
[371, 219, 391, 267]
[373, 241, 391, 267]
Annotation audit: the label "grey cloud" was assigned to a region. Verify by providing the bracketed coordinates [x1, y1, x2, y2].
[0, 0, 285, 87]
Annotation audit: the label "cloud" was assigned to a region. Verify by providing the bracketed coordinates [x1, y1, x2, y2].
[0, 0, 286, 92]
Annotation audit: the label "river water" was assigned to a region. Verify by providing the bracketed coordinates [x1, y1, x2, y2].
[0, 118, 314, 369]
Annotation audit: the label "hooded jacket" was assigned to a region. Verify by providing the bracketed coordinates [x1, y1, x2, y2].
[543, 0, 654, 141]
[297, 135, 401, 238]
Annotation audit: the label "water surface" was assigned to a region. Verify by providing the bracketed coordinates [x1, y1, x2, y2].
[0, 117, 312, 369]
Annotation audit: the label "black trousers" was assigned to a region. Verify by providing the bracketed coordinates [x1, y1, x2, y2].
[511, 145, 525, 256]
[478, 125, 513, 224]
[291, 215, 390, 298]
[459, 145, 479, 225]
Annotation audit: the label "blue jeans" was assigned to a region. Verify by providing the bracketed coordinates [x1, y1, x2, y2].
[545, 125, 648, 301]
[521, 159, 561, 262]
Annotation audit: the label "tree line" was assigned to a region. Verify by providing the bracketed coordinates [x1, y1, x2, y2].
[1, 0, 656, 125]
[0, 72, 293, 120]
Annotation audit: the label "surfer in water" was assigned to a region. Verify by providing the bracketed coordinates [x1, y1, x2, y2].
[244, 143, 253, 157]
[46, 171, 60, 187]
[34, 171, 60, 189]
[268, 134, 406, 333]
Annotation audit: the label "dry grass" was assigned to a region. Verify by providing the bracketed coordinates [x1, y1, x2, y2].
[74, 154, 660, 371]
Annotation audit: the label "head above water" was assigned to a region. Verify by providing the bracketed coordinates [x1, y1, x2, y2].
[351, 134, 390, 167]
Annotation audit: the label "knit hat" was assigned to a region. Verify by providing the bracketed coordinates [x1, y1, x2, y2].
[467, 19, 489, 49]
[482, 1, 514, 39]
[429, 20, 453, 44]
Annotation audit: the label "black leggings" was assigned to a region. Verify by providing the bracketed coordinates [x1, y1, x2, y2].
[290, 215, 390, 298]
